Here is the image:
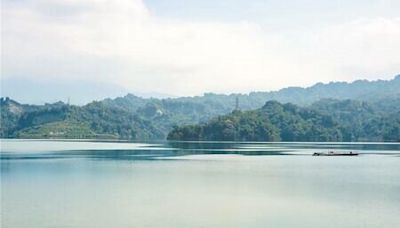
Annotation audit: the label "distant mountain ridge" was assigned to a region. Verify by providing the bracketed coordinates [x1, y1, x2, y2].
[1, 75, 399, 140]
[98, 75, 400, 111]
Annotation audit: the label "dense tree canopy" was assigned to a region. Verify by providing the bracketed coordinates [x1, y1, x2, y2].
[1, 76, 399, 141]
[168, 100, 400, 142]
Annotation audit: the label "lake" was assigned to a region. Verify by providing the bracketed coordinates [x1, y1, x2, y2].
[1, 139, 400, 228]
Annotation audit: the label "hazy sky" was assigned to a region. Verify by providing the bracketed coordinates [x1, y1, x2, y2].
[1, 0, 400, 104]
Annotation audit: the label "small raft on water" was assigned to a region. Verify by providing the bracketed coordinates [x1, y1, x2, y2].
[313, 151, 359, 156]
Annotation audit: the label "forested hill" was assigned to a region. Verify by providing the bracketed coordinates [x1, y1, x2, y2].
[1, 75, 399, 140]
[99, 75, 400, 113]
[0, 98, 164, 139]
[168, 100, 400, 142]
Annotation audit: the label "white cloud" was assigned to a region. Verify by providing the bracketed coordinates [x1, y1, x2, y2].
[314, 17, 400, 79]
[2, 0, 399, 97]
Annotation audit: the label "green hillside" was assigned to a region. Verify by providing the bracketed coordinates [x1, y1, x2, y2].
[1, 76, 399, 141]
[168, 100, 400, 142]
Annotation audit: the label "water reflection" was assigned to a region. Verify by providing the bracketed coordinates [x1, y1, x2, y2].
[2, 140, 400, 161]
[1, 140, 400, 228]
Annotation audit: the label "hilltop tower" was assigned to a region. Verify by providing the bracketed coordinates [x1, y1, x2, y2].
[235, 96, 239, 111]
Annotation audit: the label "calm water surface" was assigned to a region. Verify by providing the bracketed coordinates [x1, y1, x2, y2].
[1, 139, 400, 228]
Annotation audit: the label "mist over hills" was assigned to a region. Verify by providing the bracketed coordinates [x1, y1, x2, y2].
[1, 75, 399, 141]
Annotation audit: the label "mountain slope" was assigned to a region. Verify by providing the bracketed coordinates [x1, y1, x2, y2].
[0, 98, 163, 139]
[167, 101, 343, 142]
[1, 75, 399, 140]
[167, 100, 400, 142]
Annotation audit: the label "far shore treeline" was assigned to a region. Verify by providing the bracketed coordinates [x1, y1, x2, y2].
[1, 76, 399, 142]
[167, 100, 399, 142]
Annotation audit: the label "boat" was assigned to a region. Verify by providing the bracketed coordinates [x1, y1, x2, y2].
[313, 151, 359, 156]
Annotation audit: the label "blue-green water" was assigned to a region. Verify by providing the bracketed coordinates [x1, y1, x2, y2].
[1, 139, 400, 228]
